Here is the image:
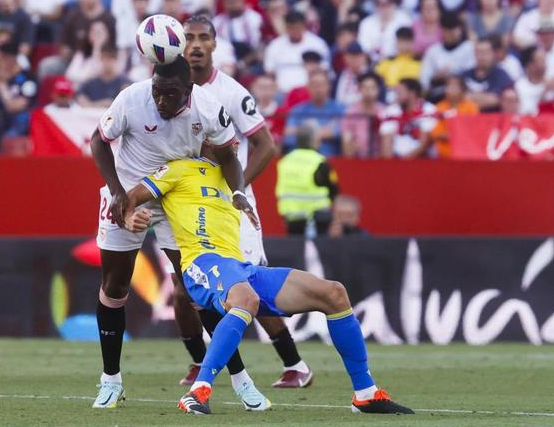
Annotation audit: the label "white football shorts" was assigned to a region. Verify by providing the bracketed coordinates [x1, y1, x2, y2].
[96, 185, 178, 252]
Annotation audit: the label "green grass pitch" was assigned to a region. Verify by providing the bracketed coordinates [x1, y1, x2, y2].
[1, 339, 554, 427]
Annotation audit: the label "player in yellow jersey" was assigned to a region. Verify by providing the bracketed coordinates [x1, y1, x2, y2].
[124, 155, 414, 416]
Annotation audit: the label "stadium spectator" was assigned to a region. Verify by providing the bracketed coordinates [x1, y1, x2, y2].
[420, 13, 475, 102]
[431, 75, 479, 158]
[276, 121, 339, 236]
[535, 18, 554, 78]
[76, 46, 130, 108]
[264, 10, 330, 93]
[462, 37, 513, 112]
[500, 87, 520, 113]
[328, 195, 367, 237]
[341, 72, 385, 158]
[0, 0, 34, 66]
[492, 34, 524, 81]
[330, 22, 358, 74]
[375, 27, 421, 90]
[39, 0, 117, 79]
[467, 0, 515, 42]
[282, 50, 323, 109]
[515, 45, 554, 114]
[162, 0, 187, 22]
[264, 0, 289, 38]
[357, 0, 412, 60]
[380, 78, 437, 158]
[251, 73, 287, 147]
[513, 0, 554, 49]
[213, 0, 264, 61]
[46, 76, 77, 110]
[284, 69, 345, 156]
[65, 20, 115, 87]
[111, 0, 149, 54]
[412, 0, 442, 57]
[23, 0, 65, 43]
[0, 44, 37, 139]
[334, 41, 372, 106]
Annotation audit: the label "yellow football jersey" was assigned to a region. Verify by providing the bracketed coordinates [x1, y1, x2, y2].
[141, 158, 244, 271]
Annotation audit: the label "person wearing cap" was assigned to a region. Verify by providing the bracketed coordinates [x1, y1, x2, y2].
[514, 0, 554, 49]
[264, 10, 330, 93]
[48, 76, 76, 109]
[0, 43, 37, 140]
[420, 12, 475, 101]
[376, 27, 421, 90]
[334, 41, 373, 106]
[535, 18, 554, 78]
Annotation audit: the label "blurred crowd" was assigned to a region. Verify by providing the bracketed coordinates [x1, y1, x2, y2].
[2, 0, 554, 158]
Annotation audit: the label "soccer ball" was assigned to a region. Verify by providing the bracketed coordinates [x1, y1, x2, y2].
[135, 14, 186, 65]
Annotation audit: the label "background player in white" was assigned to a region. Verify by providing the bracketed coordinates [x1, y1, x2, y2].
[181, 15, 313, 388]
[89, 56, 266, 409]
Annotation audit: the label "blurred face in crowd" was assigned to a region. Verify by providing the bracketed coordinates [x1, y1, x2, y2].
[397, 37, 414, 56]
[0, 0, 16, 13]
[163, 0, 182, 20]
[479, 0, 500, 12]
[442, 26, 462, 46]
[88, 21, 110, 47]
[101, 51, 120, 79]
[395, 82, 417, 109]
[252, 75, 278, 106]
[333, 198, 361, 229]
[420, 0, 440, 24]
[359, 77, 380, 104]
[267, 0, 288, 18]
[375, 0, 395, 20]
[500, 88, 519, 113]
[539, 0, 554, 14]
[444, 76, 465, 103]
[184, 22, 216, 72]
[336, 29, 356, 51]
[308, 72, 330, 105]
[303, 59, 322, 74]
[0, 51, 17, 81]
[133, 0, 149, 20]
[286, 22, 306, 43]
[225, 0, 246, 16]
[344, 51, 367, 74]
[537, 29, 554, 50]
[79, 0, 101, 11]
[475, 40, 495, 71]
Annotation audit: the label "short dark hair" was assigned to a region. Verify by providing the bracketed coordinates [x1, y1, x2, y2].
[476, 35, 494, 49]
[185, 14, 217, 38]
[357, 71, 382, 86]
[440, 12, 461, 29]
[399, 78, 422, 97]
[302, 50, 323, 63]
[0, 43, 18, 56]
[445, 74, 467, 92]
[520, 45, 539, 68]
[308, 68, 328, 81]
[153, 55, 191, 85]
[285, 10, 306, 25]
[489, 34, 503, 50]
[101, 45, 118, 57]
[336, 22, 358, 35]
[396, 26, 414, 40]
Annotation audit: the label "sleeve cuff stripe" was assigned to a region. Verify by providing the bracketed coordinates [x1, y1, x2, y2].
[141, 177, 162, 198]
[98, 125, 116, 143]
[242, 120, 265, 137]
[213, 136, 238, 149]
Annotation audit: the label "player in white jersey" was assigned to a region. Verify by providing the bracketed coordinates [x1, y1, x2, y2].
[181, 15, 314, 388]
[89, 56, 269, 410]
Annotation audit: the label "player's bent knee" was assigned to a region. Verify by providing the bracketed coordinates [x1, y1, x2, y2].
[325, 281, 350, 314]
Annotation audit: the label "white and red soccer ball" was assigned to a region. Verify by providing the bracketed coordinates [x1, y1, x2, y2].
[135, 14, 186, 65]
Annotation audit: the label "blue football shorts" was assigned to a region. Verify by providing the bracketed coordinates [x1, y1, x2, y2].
[183, 253, 292, 317]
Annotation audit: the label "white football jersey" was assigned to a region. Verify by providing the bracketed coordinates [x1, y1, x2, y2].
[98, 79, 236, 190]
[201, 69, 265, 201]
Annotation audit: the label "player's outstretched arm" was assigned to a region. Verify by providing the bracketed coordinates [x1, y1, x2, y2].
[213, 144, 260, 230]
[123, 185, 155, 233]
[244, 125, 276, 187]
[90, 128, 128, 228]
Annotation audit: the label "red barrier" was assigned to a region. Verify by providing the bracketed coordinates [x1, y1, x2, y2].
[2, 157, 554, 236]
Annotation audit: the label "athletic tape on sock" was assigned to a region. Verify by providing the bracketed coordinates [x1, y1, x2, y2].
[326, 307, 353, 320]
[99, 287, 128, 309]
[228, 308, 253, 325]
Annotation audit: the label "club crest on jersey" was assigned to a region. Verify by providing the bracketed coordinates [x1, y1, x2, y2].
[154, 165, 169, 179]
[144, 124, 158, 134]
[241, 96, 257, 115]
[199, 168, 206, 175]
[218, 106, 231, 128]
[192, 122, 203, 136]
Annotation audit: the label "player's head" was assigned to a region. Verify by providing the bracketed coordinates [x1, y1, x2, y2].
[183, 15, 217, 72]
[152, 55, 192, 120]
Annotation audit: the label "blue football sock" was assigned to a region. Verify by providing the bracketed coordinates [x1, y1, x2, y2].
[196, 308, 252, 385]
[327, 308, 375, 391]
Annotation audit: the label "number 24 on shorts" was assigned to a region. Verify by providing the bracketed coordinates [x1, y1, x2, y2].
[100, 197, 117, 224]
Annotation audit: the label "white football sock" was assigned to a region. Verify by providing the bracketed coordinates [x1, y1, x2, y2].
[230, 369, 253, 391]
[354, 385, 379, 401]
[191, 381, 211, 391]
[100, 372, 122, 384]
[284, 360, 310, 374]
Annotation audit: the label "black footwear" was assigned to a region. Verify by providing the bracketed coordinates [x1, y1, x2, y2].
[351, 389, 414, 414]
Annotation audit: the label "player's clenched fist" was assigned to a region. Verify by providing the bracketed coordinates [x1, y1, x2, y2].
[125, 208, 152, 232]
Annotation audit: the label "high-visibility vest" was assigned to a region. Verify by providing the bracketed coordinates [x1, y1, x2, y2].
[276, 148, 331, 220]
